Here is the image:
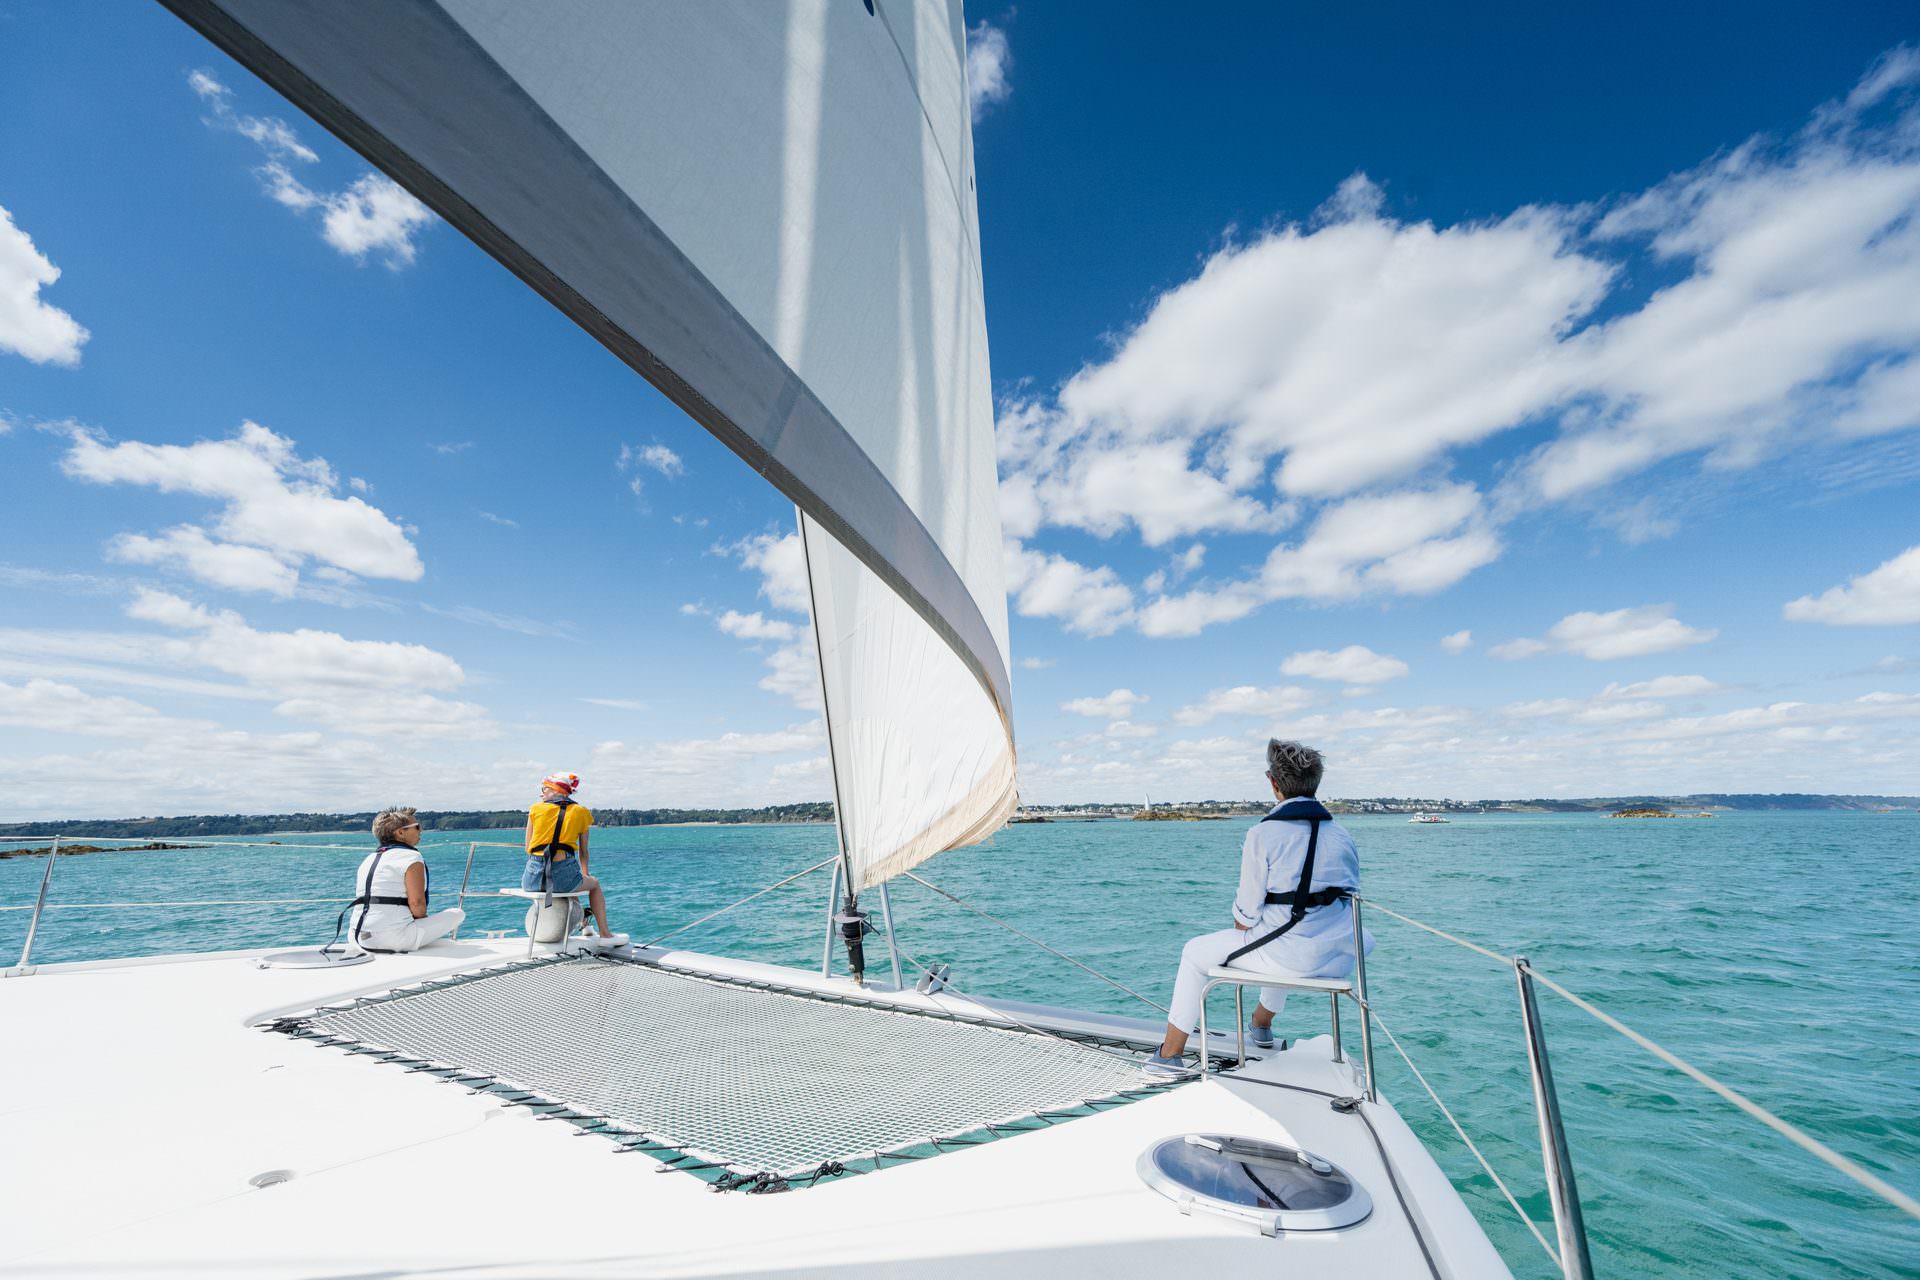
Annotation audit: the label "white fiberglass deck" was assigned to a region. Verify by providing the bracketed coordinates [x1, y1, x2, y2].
[294, 954, 1167, 1177]
[0, 940, 1512, 1279]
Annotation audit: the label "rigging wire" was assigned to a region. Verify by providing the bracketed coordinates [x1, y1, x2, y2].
[1518, 961, 1920, 1224]
[1363, 898, 1920, 1225]
[1371, 1009, 1561, 1266]
[634, 855, 840, 949]
[902, 869, 1168, 1015]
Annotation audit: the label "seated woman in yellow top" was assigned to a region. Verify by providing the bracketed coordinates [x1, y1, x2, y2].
[521, 772, 614, 937]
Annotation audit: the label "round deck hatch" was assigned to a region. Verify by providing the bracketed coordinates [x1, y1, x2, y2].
[256, 948, 374, 970]
[1137, 1133, 1372, 1235]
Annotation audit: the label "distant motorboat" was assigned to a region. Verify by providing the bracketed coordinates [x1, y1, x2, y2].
[1409, 813, 1450, 824]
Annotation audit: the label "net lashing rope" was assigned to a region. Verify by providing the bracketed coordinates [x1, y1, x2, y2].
[1359, 895, 1920, 1225]
[295, 954, 1165, 1179]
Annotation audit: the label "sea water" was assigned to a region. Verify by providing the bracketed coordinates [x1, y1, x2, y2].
[2, 810, 1915, 1278]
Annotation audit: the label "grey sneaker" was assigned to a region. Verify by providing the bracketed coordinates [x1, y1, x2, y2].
[1249, 1022, 1275, 1049]
[1142, 1053, 1190, 1076]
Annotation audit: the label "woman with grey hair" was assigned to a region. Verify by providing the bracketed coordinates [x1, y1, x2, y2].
[1145, 739, 1371, 1073]
[345, 807, 466, 953]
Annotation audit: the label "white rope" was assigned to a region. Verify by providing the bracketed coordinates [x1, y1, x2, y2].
[1358, 895, 1510, 963]
[1372, 1010, 1560, 1265]
[902, 870, 1168, 1015]
[1519, 962, 1920, 1223]
[1363, 897, 1920, 1225]
[31, 898, 355, 910]
[636, 855, 840, 948]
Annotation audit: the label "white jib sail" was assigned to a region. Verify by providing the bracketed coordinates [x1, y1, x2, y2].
[164, 0, 1018, 885]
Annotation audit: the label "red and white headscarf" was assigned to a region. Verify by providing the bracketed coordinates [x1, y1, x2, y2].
[542, 772, 580, 796]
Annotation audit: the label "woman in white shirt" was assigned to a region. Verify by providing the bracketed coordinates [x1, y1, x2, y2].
[349, 807, 465, 952]
[1145, 740, 1370, 1073]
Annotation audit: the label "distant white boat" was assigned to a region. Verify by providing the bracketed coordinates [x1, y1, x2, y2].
[1409, 813, 1451, 824]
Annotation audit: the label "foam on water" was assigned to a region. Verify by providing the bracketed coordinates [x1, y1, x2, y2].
[4, 811, 1916, 1277]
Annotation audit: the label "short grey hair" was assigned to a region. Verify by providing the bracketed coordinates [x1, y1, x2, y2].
[1266, 739, 1324, 797]
[372, 806, 419, 844]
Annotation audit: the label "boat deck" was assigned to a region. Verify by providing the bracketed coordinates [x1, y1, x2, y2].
[0, 939, 1511, 1278]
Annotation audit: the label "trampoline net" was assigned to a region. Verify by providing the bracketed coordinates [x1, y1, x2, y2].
[290, 955, 1164, 1179]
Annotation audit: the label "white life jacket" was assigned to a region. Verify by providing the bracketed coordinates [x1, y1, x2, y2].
[353, 844, 423, 941]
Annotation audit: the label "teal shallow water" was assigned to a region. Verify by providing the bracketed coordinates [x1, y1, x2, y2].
[4, 812, 1916, 1278]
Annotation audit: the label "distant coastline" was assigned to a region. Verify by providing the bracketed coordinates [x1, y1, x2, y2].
[1, 794, 1911, 839]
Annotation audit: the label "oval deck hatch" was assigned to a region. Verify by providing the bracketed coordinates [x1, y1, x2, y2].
[1137, 1133, 1372, 1235]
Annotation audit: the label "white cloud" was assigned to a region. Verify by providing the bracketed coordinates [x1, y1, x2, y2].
[188, 70, 316, 163]
[1004, 540, 1136, 636]
[1024, 438, 1295, 547]
[1784, 545, 1920, 626]
[624, 443, 685, 477]
[1281, 645, 1409, 686]
[716, 610, 800, 643]
[1134, 485, 1499, 638]
[591, 721, 826, 803]
[0, 591, 497, 750]
[1055, 187, 1610, 502]
[420, 603, 573, 639]
[127, 588, 463, 692]
[0, 677, 207, 739]
[1104, 720, 1159, 740]
[430, 441, 474, 456]
[580, 697, 649, 712]
[1440, 629, 1473, 653]
[478, 511, 519, 528]
[1518, 56, 1920, 501]
[733, 532, 811, 614]
[192, 70, 433, 268]
[993, 53, 1920, 644]
[0, 206, 89, 367]
[1501, 696, 1663, 724]
[107, 526, 298, 597]
[1494, 604, 1718, 661]
[1019, 656, 1055, 670]
[1061, 688, 1147, 719]
[62, 422, 424, 586]
[1600, 674, 1720, 699]
[617, 443, 686, 506]
[1171, 684, 1316, 726]
[966, 21, 1012, 121]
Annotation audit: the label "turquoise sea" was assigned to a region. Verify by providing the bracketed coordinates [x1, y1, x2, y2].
[4, 811, 1916, 1278]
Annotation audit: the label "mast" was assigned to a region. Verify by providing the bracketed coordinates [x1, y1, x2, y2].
[799, 509, 878, 986]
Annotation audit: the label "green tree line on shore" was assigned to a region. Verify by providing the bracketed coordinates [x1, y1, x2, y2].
[0, 803, 836, 840]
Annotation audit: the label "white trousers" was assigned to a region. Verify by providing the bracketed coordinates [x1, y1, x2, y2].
[1166, 926, 1304, 1033]
[359, 908, 465, 953]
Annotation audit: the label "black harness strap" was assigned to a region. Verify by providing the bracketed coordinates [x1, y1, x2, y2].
[1226, 801, 1351, 966]
[536, 798, 575, 904]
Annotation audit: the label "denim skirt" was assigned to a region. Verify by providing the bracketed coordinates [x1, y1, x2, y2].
[522, 855, 583, 894]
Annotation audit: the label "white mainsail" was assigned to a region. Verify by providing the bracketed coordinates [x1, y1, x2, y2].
[164, 0, 1018, 886]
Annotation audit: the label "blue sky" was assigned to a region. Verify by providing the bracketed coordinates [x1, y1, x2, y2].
[2, 2, 1918, 820]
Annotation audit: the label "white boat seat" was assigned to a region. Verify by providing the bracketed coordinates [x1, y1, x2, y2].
[1199, 967, 1358, 1071]
[500, 887, 587, 946]
[1205, 965, 1353, 994]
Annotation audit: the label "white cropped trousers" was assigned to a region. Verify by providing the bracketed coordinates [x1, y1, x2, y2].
[1166, 927, 1305, 1033]
[359, 907, 465, 953]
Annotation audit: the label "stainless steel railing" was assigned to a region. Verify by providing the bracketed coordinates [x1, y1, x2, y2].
[0, 834, 524, 973]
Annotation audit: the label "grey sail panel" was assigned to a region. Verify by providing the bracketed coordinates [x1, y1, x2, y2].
[162, 0, 1013, 736]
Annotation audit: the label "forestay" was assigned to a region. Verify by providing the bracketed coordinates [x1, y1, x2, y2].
[163, 0, 1019, 886]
